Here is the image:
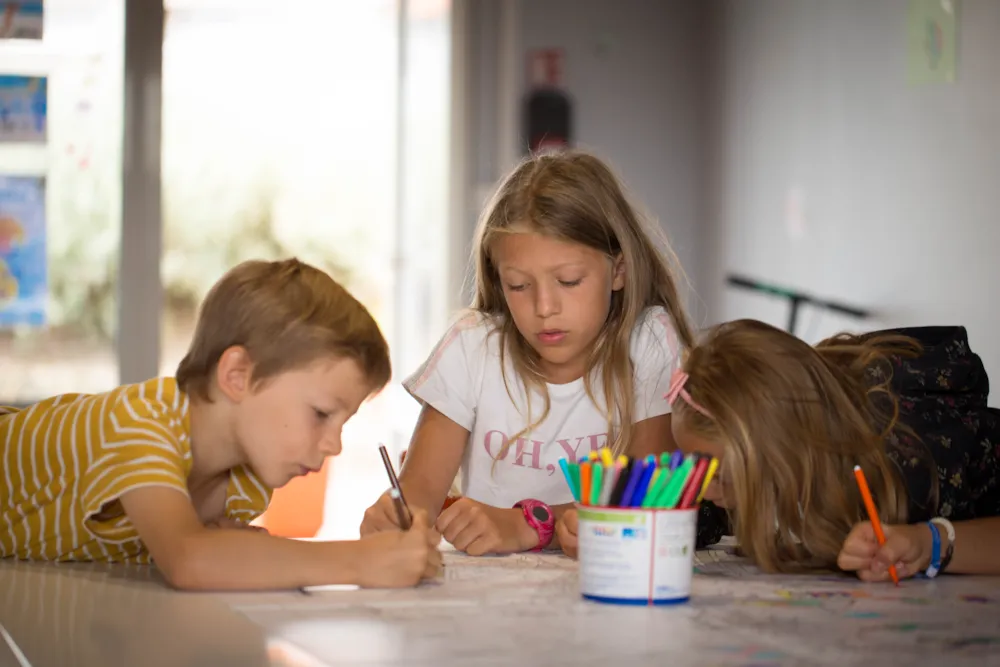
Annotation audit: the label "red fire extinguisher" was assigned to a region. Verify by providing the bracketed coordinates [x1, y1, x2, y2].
[523, 49, 572, 154]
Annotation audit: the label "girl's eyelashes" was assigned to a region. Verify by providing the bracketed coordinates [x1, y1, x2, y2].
[502, 277, 582, 291]
[313, 408, 331, 420]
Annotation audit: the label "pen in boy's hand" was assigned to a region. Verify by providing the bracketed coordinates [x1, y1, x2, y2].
[379, 444, 413, 530]
[389, 487, 412, 531]
[379, 444, 408, 505]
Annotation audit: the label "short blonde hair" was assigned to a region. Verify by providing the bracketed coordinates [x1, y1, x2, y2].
[176, 258, 391, 401]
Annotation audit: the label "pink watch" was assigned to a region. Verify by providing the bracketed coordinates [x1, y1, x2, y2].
[513, 499, 555, 551]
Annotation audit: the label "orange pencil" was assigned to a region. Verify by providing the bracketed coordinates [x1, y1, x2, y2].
[853, 465, 899, 586]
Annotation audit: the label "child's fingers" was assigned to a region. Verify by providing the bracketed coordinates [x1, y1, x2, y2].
[463, 534, 497, 557]
[855, 566, 894, 583]
[840, 537, 878, 560]
[423, 549, 443, 578]
[438, 507, 474, 545]
[872, 530, 918, 574]
[556, 519, 578, 559]
[836, 551, 873, 572]
[360, 493, 402, 535]
[839, 522, 879, 559]
[561, 509, 578, 535]
[434, 498, 465, 534]
[448, 519, 486, 553]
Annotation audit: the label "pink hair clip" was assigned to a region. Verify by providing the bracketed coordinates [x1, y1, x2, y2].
[665, 369, 711, 418]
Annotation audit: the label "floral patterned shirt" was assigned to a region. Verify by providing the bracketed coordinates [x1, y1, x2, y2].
[880, 326, 1000, 523]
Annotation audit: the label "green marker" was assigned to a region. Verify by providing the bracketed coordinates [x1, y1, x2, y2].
[655, 456, 695, 508]
[642, 467, 672, 507]
[641, 468, 664, 508]
[568, 462, 581, 502]
[590, 462, 604, 506]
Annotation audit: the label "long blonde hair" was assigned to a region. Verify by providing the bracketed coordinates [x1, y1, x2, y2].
[470, 150, 694, 459]
[672, 319, 926, 573]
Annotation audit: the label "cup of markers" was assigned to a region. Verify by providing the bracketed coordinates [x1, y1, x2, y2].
[558, 448, 719, 606]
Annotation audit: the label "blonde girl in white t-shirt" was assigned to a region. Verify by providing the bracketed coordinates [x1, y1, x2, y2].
[360, 150, 695, 556]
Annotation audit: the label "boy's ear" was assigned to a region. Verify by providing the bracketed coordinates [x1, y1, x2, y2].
[611, 253, 626, 291]
[215, 346, 254, 402]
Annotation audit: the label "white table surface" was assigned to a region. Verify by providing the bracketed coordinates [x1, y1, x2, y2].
[2, 545, 999, 666]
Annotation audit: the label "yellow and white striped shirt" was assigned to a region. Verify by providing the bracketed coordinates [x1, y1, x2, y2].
[0, 377, 272, 563]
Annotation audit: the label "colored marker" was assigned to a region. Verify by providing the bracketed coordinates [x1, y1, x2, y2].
[642, 466, 670, 507]
[600, 447, 614, 468]
[599, 460, 621, 506]
[695, 457, 720, 503]
[644, 466, 673, 507]
[608, 460, 634, 506]
[628, 458, 657, 507]
[620, 458, 648, 507]
[669, 450, 684, 471]
[590, 462, 605, 506]
[854, 464, 899, 586]
[580, 461, 592, 506]
[558, 458, 579, 502]
[679, 456, 711, 508]
[657, 456, 695, 508]
[568, 461, 582, 502]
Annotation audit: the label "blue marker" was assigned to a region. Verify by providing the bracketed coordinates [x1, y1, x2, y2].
[619, 458, 647, 507]
[628, 458, 658, 507]
[558, 458, 579, 501]
[669, 450, 684, 471]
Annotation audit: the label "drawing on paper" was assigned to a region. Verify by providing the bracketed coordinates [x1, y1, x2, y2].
[228, 544, 1000, 666]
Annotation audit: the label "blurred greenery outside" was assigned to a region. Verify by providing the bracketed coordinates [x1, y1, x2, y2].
[0, 0, 436, 402]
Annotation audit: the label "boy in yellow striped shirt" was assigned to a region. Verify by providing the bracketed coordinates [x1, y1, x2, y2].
[1, 258, 441, 590]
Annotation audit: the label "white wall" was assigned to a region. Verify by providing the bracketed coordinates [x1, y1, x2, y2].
[706, 0, 1000, 401]
[458, 0, 710, 318]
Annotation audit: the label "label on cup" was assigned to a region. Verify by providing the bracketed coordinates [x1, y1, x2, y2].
[577, 506, 697, 605]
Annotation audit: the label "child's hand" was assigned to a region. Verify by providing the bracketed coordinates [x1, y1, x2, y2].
[837, 521, 933, 582]
[556, 509, 579, 559]
[356, 509, 442, 588]
[435, 498, 537, 556]
[359, 490, 404, 536]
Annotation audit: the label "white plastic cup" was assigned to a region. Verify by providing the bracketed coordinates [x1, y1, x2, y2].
[577, 504, 697, 605]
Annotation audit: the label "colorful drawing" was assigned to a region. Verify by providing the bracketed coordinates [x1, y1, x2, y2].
[0, 75, 46, 142]
[0, 176, 45, 327]
[0, 1, 43, 40]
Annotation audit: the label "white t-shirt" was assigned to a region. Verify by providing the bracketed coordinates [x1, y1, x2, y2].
[403, 306, 682, 509]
